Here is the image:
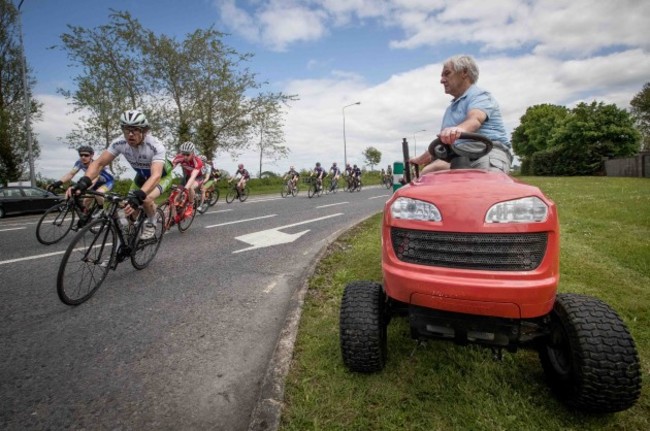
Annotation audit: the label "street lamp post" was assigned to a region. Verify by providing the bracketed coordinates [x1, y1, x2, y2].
[413, 129, 426, 156]
[342, 101, 361, 168]
[17, 0, 36, 187]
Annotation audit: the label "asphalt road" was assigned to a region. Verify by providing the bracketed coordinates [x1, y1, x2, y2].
[0, 184, 391, 431]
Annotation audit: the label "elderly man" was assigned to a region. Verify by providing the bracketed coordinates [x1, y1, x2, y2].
[411, 55, 512, 173]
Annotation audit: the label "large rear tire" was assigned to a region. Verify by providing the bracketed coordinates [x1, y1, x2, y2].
[538, 293, 641, 412]
[226, 188, 236, 204]
[340, 281, 388, 373]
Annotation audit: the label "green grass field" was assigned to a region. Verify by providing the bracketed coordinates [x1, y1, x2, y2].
[279, 176, 650, 431]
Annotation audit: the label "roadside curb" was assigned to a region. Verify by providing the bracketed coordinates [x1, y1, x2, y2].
[247, 213, 380, 431]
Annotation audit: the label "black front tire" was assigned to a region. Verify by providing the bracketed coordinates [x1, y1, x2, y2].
[538, 293, 642, 412]
[340, 281, 388, 373]
[131, 208, 165, 269]
[36, 202, 75, 245]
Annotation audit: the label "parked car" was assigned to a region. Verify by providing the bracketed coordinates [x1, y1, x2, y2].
[0, 185, 64, 218]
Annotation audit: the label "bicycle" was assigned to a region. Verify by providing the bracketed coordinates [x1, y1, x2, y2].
[197, 180, 220, 214]
[36, 190, 103, 245]
[56, 190, 165, 305]
[159, 185, 197, 232]
[225, 182, 249, 203]
[326, 177, 339, 194]
[307, 176, 324, 198]
[348, 176, 362, 192]
[280, 178, 299, 198]
[382, 174, 393, 189]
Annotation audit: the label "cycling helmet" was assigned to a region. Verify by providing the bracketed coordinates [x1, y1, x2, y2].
[353, 164, 358, 168]
[180, 141, 195, 154]
[77, 145, 94, 155]
[238, 163, 244, 169]
[332, 162, 337, 166]
[316, 162, 321, 167]
[119, 109, 149, 129]
[290, 165, 294, 170]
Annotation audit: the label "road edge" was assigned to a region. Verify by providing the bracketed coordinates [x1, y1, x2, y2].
[247, 213, 379, 431]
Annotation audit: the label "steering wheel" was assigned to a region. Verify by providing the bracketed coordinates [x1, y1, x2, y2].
[427, 132, 493, 163]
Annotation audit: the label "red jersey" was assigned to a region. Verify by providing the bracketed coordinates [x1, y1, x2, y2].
[172, 154, 204, 177]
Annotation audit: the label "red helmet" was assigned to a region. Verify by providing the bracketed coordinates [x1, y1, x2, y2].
[238, 163, 244, 169]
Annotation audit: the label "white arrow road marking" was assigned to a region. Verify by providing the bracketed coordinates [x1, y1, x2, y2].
[232, 213, 343, 254]
[205, 214, 276, 228]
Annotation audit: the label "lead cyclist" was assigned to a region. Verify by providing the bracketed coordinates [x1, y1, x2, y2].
[72, 109, 173, 240]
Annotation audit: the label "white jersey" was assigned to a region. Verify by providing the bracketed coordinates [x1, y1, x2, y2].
[108, 134, 167, 179]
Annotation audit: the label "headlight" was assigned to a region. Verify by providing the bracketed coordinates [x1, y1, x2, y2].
[485, 197, 548, 223]
[391, 197, 442, 221]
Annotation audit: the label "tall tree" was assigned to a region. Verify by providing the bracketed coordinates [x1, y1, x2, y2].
[630, 82, 650, 151]
[0, 0, 41, 183]
[249, 96, 289, 178]
[362, 146, 382, 170]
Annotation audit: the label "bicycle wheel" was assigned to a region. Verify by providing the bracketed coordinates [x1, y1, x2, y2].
[178, 201, 196, 232]
[57, 219, 116, 305]
[36, 202, 75, 245]
[281, 184, 289, 198]
[239, 186, 249, 202]
[158, 202, 172, 231]
[292, 184, 299, 197]
[131, 207, 165, 270]
[226, 188, 237, 204]
[308, 183, 316, 198]
[208, 189, 219, 206]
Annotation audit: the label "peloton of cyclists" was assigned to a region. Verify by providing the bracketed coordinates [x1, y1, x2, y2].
[284, 165, 300, 192]
[50, 145, 115, 209]
[230, 163, 250, 195]
[310, 162, 327, 192]
[72, 109, 172, 240]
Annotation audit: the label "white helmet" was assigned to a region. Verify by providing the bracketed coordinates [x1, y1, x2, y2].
[180, 141, 195, 154]
[120, 109, 149, 128]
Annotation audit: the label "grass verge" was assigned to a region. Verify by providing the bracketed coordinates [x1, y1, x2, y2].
[279, 176, 650, 431]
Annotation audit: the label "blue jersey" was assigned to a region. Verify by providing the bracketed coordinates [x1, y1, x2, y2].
[71, 160, 114, 184]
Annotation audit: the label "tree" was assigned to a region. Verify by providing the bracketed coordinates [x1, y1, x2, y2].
[249, 95, 291, 178]
[548, 101, 640, 175]
[362, 147, 382, 170]
[0, 0, 41, 183]
[630, 82, 650, 151]
[511, 104, 568, 158]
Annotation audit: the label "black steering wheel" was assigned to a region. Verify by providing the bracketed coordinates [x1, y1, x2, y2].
[427, 132, 493, 165]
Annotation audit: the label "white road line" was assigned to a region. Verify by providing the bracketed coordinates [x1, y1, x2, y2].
[263, 281, 277, 293]
[316, 202, 349, 209]
[368, 195, 390, 200]
[0, 242, 113, 266]
[0, 227, 27, 232]
[205, 214, 277, 228]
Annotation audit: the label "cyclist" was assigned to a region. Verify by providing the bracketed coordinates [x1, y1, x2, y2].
[310, 162, 327, 191]
[197, 155, 213, 211]
[72, 109, 172, 240]
[172, 141, 204, 202]
[52, 145, 114, 209]
[352, 164, 362, 189]
[329, 162, 341, 191]
[344, 163, 354, 189]
[284, 165, 300, 192]
[230, 163, 250, 195]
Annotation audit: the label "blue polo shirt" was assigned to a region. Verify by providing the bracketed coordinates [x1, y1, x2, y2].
[441, 84, 511, 149]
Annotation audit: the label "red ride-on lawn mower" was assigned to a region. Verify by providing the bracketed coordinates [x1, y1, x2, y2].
[339, 132, 641, 413]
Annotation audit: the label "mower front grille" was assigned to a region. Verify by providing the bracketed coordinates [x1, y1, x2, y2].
[390, 228, 548, 271]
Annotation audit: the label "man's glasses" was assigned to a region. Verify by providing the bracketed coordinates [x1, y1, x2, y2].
[79, 154, 91, 158]
[122, 127, 143, 134]
[182, 152, 192, 156]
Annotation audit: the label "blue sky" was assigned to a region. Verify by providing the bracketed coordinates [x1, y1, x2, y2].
[16, 0, 650, 179]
